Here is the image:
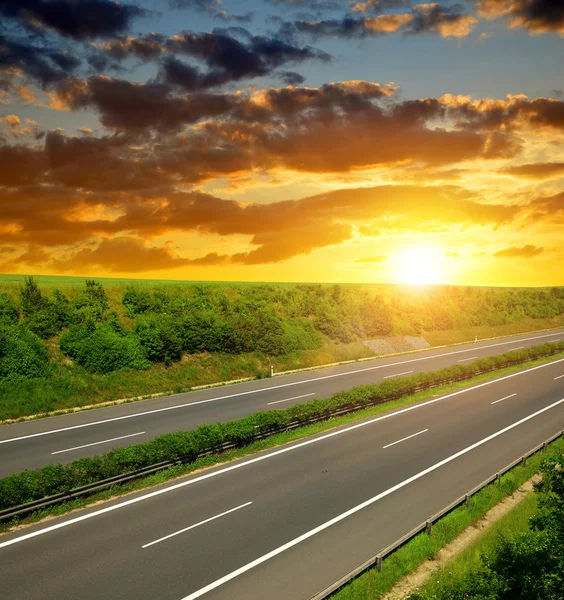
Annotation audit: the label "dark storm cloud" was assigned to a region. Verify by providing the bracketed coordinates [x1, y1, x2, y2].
[277, 70, 306, 84]
[476, 0, 564, 34]
[169, 0, 253, 22]
[93, 29, 329, 91]
[0, 0, 146, 40]
[0, 34, 81, 87]
[265, 0, 342, 10]
[163, 30, 331, 90]
[54, 75, 239, 133]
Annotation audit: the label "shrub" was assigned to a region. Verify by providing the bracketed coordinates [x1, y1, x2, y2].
[60, 324, 150, 373]
[0, 325, 50, 381]
[74, 280, 109, 321]
[134, 313, 183, 365]
[0, 292, 19, 325]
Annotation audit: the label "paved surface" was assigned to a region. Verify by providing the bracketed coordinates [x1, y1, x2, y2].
[1, 355, 563, 600]
[0, 328, 563, 477]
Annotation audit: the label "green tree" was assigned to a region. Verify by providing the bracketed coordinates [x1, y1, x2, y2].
[20, 276, 46, 317]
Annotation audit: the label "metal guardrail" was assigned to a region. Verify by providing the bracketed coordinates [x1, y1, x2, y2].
[310, 429, 564, 600]
[1, 348, 562, 522]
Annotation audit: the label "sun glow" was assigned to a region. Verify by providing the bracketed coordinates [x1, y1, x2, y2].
[395, 247, 444, 285]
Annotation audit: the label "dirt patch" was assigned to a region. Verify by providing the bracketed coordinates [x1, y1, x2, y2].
[363, 336, 431, 355]
[382, 475, 540, 600]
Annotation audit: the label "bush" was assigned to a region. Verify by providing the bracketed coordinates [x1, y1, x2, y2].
[134, 314, 183, 365]
[0, 292, 19, 325]
[0, 325, 50, 381]
[60, 324, 150, 374]
[74, 280, 109, 321]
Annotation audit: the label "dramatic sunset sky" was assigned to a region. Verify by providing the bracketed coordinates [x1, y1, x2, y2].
[0, 0, 563, 285]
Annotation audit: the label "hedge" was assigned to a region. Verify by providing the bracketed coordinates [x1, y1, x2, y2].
[1, 341, 563, 510]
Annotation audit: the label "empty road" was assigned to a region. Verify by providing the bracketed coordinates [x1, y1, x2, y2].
[1, 327, 563, 477]
[1, 355, 564, 600]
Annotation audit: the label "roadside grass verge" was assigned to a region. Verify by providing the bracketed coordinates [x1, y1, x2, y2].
[2, 349, 563, 534]
[410, 492, 538, 600]
[423, 315, 564, 347]
[0, 340, 375, 422]
[329, 439, 563, 600]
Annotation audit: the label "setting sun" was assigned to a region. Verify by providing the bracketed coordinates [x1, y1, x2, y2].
[395, 247, 444, 285]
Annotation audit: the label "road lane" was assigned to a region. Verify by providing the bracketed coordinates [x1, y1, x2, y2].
[0, 357, 563, 600]
[1, 327, 563, 477]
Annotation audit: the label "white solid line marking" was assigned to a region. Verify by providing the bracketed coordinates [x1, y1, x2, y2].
[383, 371, 413, 379]
[267, 393, 314, 406]
[549, 339, 561, 342]
[51, 432, 146, 455]
[512, 347, 525, 351]
[1, 357, 563, 551]
[491, 394, 517, 405]
[1, 331, 562, 446]
[180, 397, 564, 600]
[555, 374, 564, 380]
[457, 357, 478, 363]
[383, 429, 428, 449]
[142, 502, 252, 549]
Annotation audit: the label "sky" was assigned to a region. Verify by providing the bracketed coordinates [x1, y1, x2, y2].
[0, 0, 563, 286]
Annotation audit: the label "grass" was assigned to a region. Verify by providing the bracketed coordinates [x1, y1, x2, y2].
[2, 350, 563, 533]
[329, 439, 561, 600]
[414, 492, 538, 600]
[0, 340, 376, 421]
[424, 315, 564, 347]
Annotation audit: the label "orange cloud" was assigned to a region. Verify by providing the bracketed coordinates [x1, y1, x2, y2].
[494, 245, 544, 258]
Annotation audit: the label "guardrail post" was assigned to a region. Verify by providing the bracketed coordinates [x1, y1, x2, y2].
[376, 555, 383, 573]
[543, 442, 548, 453]
[521, 455, 527, 466]
[496, 472, 501, 485]
[426, 520, 433, 535]
[465, 493, 471, 508]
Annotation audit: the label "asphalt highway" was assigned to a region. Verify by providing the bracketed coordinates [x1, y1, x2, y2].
[1, 355, 564, 600]
[1, 328, 563, 477]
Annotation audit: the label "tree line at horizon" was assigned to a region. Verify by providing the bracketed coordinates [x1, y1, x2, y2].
[0, 277, 563, 382]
